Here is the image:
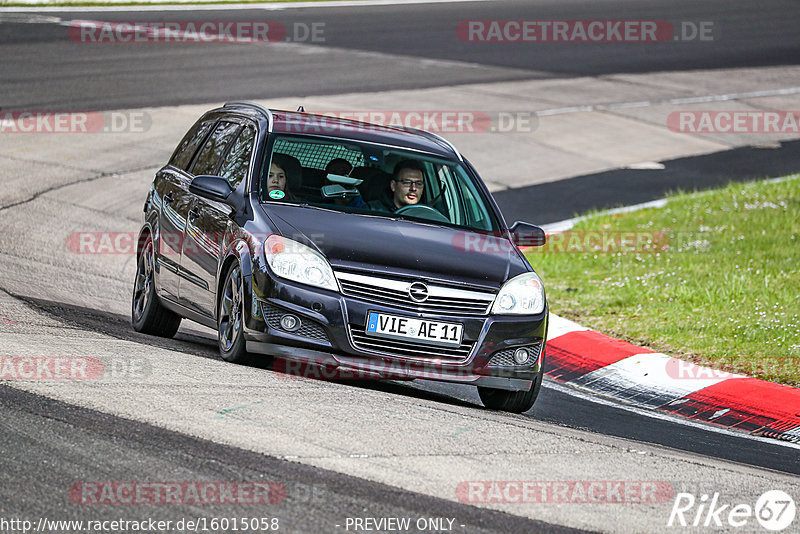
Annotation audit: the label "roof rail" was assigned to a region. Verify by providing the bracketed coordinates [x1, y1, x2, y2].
[399, 126, 463, 161]
[224, 101, 275, 133]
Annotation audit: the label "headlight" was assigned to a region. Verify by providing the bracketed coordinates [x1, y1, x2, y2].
[491, 272, 545, 315]
[264, 235, 338, 292]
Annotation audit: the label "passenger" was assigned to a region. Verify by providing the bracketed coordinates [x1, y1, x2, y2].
[368, 159, 425, 212]
[326, 158, 367, 208]
[266, 161, 294, 201]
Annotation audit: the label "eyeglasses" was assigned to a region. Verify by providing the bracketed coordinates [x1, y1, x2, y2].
[396, 179, 424, 188]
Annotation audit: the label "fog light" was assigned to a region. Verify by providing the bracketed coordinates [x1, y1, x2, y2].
[280, 314, 301, 332]
[513, 348, 530, 365]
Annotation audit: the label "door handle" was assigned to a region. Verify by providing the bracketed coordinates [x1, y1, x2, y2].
[188, 210, 199, 222]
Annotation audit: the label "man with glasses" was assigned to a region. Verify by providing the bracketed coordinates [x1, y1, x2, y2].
[368, 159, 426, 212]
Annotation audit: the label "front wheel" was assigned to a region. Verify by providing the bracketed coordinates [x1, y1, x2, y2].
[131, 235, 181, 338]
[478, 355, 545, 413]
[217, 262, 251, 364]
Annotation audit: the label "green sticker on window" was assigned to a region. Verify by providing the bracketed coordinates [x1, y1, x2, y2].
[269, 190, 285, 200]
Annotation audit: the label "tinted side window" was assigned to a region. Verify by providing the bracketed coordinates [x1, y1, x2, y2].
[453, 166, 493, 231]
[218, 125, 256, 188]
[170, 120, 215, 171]
[191, 121, 240, 176]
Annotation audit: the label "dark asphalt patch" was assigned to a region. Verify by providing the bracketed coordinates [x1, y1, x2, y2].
[494, 139, 800, 224]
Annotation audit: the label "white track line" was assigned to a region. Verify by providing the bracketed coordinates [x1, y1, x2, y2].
[535, 86, 800, 117]
[541, 199, 669, 233]
[540, 160, 800, 234]
[0, 0, 491, 12]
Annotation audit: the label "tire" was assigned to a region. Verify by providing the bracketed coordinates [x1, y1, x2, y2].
[131, 235, 182, 338]
[217, 262, 251, 364]
[478, 352, 545, 413]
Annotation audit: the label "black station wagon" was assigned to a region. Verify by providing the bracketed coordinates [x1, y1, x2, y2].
[132, 102, 548, 412]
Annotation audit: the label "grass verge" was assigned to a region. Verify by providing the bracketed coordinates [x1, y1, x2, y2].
[527, 175, 800, 387]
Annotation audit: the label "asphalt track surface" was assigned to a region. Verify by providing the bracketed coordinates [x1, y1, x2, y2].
[1, 0, 799, 110]
[0, 385, 579, 534]
[9, 295, 800, 476]
[2, 0, 800, 532]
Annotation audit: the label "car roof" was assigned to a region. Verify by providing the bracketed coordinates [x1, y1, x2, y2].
[218, 101, 462, 161]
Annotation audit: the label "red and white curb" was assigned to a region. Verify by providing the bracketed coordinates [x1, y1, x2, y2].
[544, 314, 800, 444]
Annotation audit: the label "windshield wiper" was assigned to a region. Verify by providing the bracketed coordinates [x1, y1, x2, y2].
[292, 203, 348, 215]
[385, 213, 453, 230]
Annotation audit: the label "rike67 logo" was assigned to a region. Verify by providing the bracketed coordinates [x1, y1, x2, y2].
[668, 490, 796, 531]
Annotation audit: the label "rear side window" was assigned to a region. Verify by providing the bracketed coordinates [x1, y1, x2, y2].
[170, 120, 215, 171]
[191, 121, 241, 176]
[218, 125, 256, 189]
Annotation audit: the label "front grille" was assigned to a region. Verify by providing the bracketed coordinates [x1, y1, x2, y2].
[262, 303, 329, 343]
[489, 343, 543, 367]
[349, 325, 474, 363]
[335, 271, 495, 316]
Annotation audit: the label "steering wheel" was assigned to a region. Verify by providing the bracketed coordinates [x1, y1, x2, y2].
[395, 204, 450, 223]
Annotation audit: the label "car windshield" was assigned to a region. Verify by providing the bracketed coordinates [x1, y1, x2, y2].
[259, 135, 500, 233]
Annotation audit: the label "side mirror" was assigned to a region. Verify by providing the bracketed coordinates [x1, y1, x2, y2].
[190, 175, 233, 202]
[190, 175, 243, 213]
[510, 221, 546, 246]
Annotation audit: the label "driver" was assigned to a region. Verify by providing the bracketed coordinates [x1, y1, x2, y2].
[368, 159, 425, 212]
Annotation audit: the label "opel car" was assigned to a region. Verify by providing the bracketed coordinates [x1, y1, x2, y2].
[132, 102, 548, 413]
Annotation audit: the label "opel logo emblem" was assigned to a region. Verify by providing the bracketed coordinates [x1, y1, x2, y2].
[408, 282, 429, 303]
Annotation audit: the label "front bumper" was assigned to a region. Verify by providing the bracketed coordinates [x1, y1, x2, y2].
[243, 272, 547, 391]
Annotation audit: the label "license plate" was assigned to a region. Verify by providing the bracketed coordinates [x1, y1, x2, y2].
[365, 312, 463, 348]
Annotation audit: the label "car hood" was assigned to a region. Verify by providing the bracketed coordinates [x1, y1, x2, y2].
[261, 204, 530, 289]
